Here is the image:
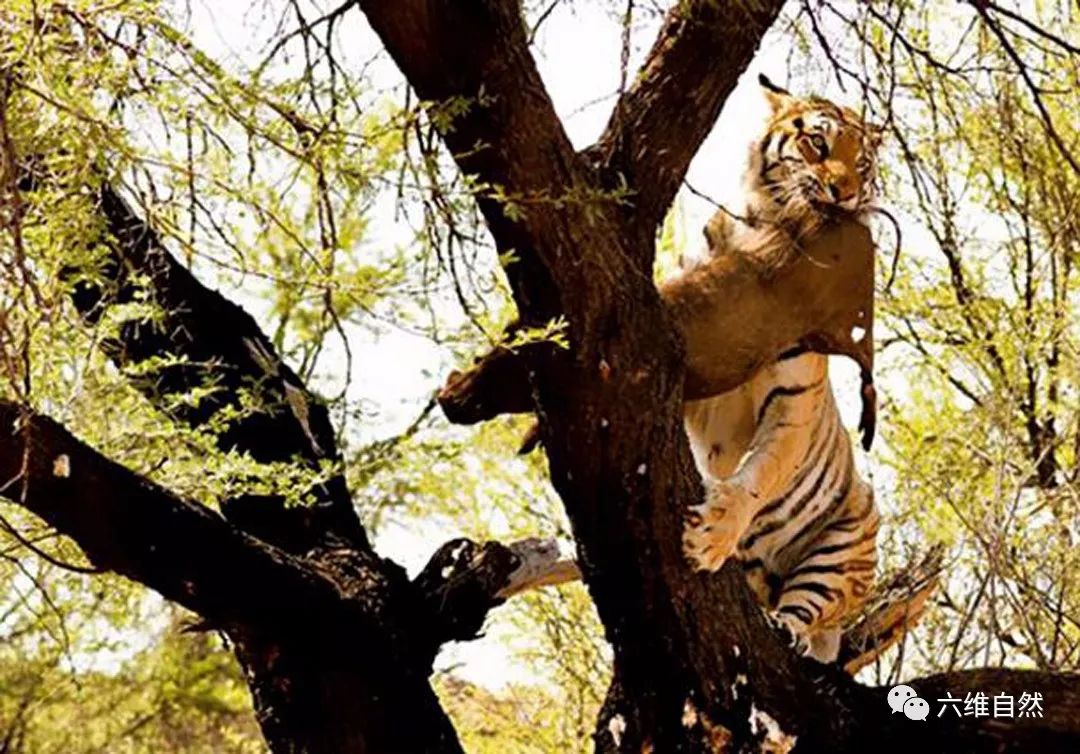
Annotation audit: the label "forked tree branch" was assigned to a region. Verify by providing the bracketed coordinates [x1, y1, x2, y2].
[362, 3, 1080, 751]
[9, 154, 587, 749]
[4, 1, 1076, 750]
[6, 395, 1068, 753]
[591, 0, 785, 233]
[360, 3, 873, 750]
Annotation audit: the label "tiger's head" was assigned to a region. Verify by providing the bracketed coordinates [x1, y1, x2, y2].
[747, 74, 882, 228]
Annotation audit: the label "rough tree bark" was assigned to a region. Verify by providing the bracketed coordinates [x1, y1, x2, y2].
[1, 1, 1078, 753]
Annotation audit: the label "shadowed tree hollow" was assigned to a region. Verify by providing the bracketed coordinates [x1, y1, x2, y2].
[0, 1, 1079, 752]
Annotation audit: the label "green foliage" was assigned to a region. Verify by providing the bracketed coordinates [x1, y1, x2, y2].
[1, 0, 1078, 750]
[0, 538, 263, 752]
[0, 1, 605, 749]
[653, 196, 690, 283]
[790, 0, 1080, 681]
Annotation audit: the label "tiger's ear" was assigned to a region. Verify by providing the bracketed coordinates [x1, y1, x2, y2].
[758, 73, 792, 113]
[864, 122, 886, 150]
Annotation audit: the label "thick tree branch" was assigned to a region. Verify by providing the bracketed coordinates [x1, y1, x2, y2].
[362, 5, 1080, 750]
[0, 402, 355, 627]
[0, 398, 575, 660]
[15, 1, 1062, 750]
[429, 539, 946, 680]
[0, 400, 588, 751]
[895, 668, 1080, 749]
[360, 3, 876, 749]
[437, 340, 543, 424]
[495, 536, 581, 598]
[63, 182, 364, 552]
[591, 0, 786, 233]
[17, 145, 601, 749]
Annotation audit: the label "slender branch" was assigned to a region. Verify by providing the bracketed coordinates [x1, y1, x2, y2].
[839, 544, 944, 674]
[970, 2, 1080, 176]
[974, 0, 1080, 56]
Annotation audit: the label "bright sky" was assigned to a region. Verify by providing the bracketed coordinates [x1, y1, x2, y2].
[135, 0, 888, 690]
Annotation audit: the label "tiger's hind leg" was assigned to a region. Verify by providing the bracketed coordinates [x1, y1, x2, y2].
[771, 483, 879, 662]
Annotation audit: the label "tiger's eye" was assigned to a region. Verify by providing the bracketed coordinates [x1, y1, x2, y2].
[809, 134, 828, 156]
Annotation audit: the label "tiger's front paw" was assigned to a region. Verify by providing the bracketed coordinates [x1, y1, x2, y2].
[683, 481, 753, 572]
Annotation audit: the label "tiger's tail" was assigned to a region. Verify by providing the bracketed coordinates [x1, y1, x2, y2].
[838, 544, 945, 675]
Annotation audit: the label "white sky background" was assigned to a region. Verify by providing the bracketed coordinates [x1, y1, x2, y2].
[151, 0, 912, 689]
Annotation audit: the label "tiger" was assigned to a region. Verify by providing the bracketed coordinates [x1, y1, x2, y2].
[678, 75, 883, 663]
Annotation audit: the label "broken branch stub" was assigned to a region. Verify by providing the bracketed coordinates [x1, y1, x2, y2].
[412, 536, 580, 649]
